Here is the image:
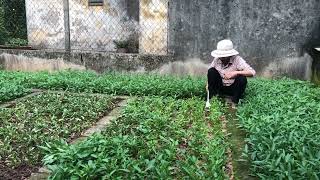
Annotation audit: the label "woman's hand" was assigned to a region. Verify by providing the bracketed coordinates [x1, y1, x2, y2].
[224, 71, 238, 79]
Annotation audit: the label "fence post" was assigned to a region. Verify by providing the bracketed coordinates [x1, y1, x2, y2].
[63, 0, 71, 59]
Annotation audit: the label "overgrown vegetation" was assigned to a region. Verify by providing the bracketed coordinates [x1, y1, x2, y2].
[41, 97, 226, 179]
[237, 78, 320, 179]
[0, 0, 28, 46]
[0, 92, 116, 169]
[0, 0, 8, 44]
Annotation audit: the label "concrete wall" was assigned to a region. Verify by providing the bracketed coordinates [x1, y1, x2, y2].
[139, 0, 168, 55]
[25, 0, 136, 51]
[0, 49, 174, 73]
[19, 0, 320, 81]
[25, 0, 65, 49]
[25, 0, 168, 54]
[69, 0, 137, 51]
[168, 0, 320, 80]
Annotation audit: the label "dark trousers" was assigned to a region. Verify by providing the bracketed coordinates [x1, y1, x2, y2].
[207, 67, 247, 103]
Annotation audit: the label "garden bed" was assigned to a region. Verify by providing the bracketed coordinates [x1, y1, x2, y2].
[0, 92, 118, 179]
[0, 81, 30, 104]
[1, 70, 320, 179]
[0, 70, 205, 98]
[41, 97, 228, 179]
[237, 78, 320, 179]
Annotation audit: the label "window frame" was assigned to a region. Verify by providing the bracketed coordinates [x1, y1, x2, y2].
[88, 0, 104, 6]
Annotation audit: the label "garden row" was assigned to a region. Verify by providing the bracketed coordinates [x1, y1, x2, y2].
[0, 92, 117, 179]
[0, 81, 30, 103]
[0, 70, 205, 100]
[41, 97, 227, 179]
[237, 78, 320, 179]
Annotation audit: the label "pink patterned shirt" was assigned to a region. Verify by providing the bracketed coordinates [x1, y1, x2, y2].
[209, 55, 256, 86]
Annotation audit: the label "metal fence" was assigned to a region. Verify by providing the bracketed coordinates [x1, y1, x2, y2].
[0, 0, 169, 55]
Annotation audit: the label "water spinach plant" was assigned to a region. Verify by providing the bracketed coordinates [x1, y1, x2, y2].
[0, 70, 206, 98]
[237, 78, 320, 179]
[0, 71, 30, 103]
[41, 97, 227, 179]
[0, 92, 116, 179]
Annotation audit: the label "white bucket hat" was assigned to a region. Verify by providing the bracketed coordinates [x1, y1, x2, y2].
[211, 39, 239, 58]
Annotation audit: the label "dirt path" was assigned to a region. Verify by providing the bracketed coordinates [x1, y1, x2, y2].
[220, 114, 235, 180]
[224, 105, 257, 180]
[204, 107, 235, 180]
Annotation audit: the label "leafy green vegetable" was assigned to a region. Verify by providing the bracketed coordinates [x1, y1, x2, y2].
[0, 70, 206, 98]
[1, 70, 320, 179]
[42, 97, 227, 179]
[0, 81, 30, 103]
[237, 78, 320, 179]
[0, 92, 116, 168]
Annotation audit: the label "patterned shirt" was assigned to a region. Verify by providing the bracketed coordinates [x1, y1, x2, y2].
[209, 55, 256, 86]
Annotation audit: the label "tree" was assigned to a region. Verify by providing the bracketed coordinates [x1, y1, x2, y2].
[3, 0, 27, 39]
[0, 0, 8, 44]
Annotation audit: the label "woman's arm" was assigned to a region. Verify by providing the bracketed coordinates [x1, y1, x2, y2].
[236, 70, 255, 77]
[224, 70, 254, 79]
[236, 56, 256, 77]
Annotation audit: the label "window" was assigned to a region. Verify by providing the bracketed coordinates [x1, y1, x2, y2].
[88, 0, 104, 6]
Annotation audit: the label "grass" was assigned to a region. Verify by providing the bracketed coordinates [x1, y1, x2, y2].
[41, 97, 227, 179]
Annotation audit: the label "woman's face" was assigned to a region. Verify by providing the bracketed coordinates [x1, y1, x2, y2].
[220, 56, 231, 63]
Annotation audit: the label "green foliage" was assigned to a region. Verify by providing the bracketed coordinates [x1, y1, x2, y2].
[41, 97, 226, 179]
[3, 0, 27, 40]
[4, 37, 28, 46]
[0, 81, 29, 103]
[237, 78, 320, 179]
[2, 70, 320, 178]
[0, 92, 116, 168]
[0, 71, 30, 103]
[0, 0, 8, 44]
[0, 70, 206, 98]
[0, 0, 27, 45]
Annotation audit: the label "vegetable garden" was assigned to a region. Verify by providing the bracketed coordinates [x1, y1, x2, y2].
[0, 70, 319, 179]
